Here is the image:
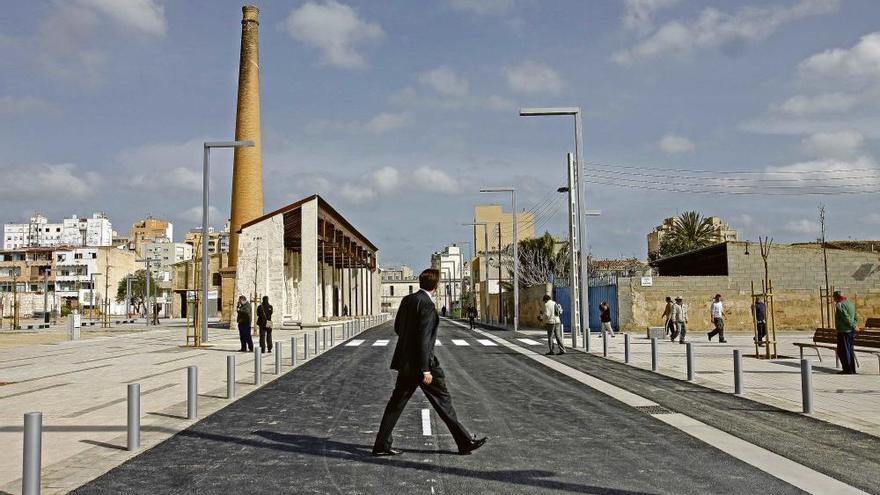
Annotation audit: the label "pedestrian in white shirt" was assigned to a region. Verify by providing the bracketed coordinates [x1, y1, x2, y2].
[538, 294, 565, 355]
[671, 296, 688, 343]
[708, 294, 727, 343]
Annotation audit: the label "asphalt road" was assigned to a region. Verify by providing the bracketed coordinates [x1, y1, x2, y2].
[73, 319, 815, 494]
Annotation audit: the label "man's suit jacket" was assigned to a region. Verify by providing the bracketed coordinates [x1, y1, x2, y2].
[390, 290, 439, 375]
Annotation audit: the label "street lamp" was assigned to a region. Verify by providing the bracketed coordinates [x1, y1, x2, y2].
[202, 140, 255, 343]
[89, 272, 102, 324]
[520, 107, 590, 348]
[480, 187, 519, 332]
[136, 258, 160, 325]
[462, 223, 490, 324]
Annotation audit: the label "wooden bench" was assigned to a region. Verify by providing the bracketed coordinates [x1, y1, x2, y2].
[793, 326, 880, 372]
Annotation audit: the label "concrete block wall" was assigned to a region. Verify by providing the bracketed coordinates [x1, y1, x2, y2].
[618, 276, 880, 332]
[235, 214, 285, 318]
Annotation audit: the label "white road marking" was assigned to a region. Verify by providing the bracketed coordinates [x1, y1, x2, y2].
[344, 340, 365, 347]
[421, 408, 431, 436]
[451, 339, 469, 346]
[372, 340, 389, 347]
[443, 319, 870, 495]
[517, 338, 542, 346]
[435, 340, 442, 346]
[477, 339, 497, 346]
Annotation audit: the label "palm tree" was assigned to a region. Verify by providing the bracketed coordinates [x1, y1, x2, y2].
[659, 211, 716, 257]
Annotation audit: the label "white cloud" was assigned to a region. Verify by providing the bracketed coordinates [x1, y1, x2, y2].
[729, 213, 754, 228]
[621, 0, 680, 35]
[657, 133, 695, 154]
[764, 156, 880, 190]
[412, 166, 459, 193]
[419, 66, 469, 96]
[282, 1, 384, 69]
[504, 61, 565, 94]
[801, 130, 864, 158]
[773, 92, 860, 116]
[783, 219, 821, 235]
[448, 0, 514, 15]
[180, 205, 223, 226]
[116, 139, 206, 192]
[78, 0, 167, 37]
[0, 96, 55, 116]
[484, 95, 514, 111]
[0, 163, 99, 200]
[613, 0, 840, 64]
[799, 31, 880, 84]
[371, 166, 400, 192]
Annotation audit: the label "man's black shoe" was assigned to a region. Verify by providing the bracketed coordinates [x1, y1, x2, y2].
[707, 332, 713, 341]
[556, 350, 566, 355]
[719, 339, 727, 343]
[459, 437, 487, 455]
[372, 449, 402, 457]
[545, 351, 555, 355]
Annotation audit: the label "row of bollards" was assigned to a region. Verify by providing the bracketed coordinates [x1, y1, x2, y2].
[21, 314, 388, 494]
[607, 333, 815, 415]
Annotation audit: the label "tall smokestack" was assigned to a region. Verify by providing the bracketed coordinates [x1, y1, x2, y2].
[228, 4, 263, 268]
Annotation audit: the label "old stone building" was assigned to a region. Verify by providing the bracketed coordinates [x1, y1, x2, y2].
[235, 195, 380, 328]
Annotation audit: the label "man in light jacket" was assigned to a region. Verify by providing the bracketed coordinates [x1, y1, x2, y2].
[671, 296, 688, 344]
[539, 294, 564, 355]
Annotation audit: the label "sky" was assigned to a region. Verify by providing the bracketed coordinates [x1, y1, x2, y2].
[1, 0, 879, 268]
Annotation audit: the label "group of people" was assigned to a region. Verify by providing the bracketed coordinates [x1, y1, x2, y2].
[661, 293, 728, 344]
[235, 294, 274, 354]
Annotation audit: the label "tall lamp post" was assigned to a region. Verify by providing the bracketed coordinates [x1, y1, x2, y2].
[136, 259, 160, 325]
[462, 223, 490, 324]
[519, 107, 589, 344]
[452, 241, 471, 312]
[89, 272, 102, 324]
[201, 140, 255, 343]
[480, 187, 519, 332]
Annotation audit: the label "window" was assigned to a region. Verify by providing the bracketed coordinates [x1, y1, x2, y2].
[390, 286, 394, 296]
[74, 253, 82, 259]
[408, 285, 413, 294]
[91, 253, 97, 259]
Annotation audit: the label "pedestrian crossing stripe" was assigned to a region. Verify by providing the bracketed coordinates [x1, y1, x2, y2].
[451, 339, 469, 346]
[345, 340, 365, 347]
[517, 338, 542, 345]
[372, 340, 389, 346]
[477, 339, 497, 346]
[341, 338, 512, 348]
[435, 340, 442, 346]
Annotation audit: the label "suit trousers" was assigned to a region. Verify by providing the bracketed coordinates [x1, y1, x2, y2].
[546, 323, 564, 352]
[374, 362, 472, 452]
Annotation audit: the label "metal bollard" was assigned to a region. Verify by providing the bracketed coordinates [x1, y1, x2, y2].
[624, 334, 631, 364]
[314, 330, 319, 352]
[304, 333, 309, 358]
[686, 342, 694, 381]
[127, 384, 140, 451]
[331, 326, 335, 346]
[23, 412, 41, 495]
[187, 366, 198, 419]
[227, 355, 236, 400]
[801, 359, 813, 414]
[254, 348, 262, 385]
[291, 336, 298, 367]
[275, 342, 283, 374]
[733, 350, 743, 395]
[323, 327, 328, 350]
[650, 337, 658, 371]
[602, 331, 608, 357]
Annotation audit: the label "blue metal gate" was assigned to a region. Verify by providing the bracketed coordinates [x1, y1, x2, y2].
[553, 286, 572, 333]
[588, 284, 618, 331]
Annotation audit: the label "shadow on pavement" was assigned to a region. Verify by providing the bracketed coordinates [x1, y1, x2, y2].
[172, 428, 657, 495]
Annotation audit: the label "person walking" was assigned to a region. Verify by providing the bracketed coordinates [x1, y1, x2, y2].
[707, 294, 727, 343]
[539, 294, 565, 355]
[373, 268, 487, 457]
[662, 296, 674, 336]
[754, 297, 767, 345]
[236, 295, 254, 352]
[256, 295, 273, 353]
[834, 290, 858, 375]
[600, 300, 615, 337]
[466, 305, 477, 330]
[671, 296, 688, 343]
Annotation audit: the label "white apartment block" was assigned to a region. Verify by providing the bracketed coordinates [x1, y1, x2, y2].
[4, 213, 113, 250]
[143, 241, 194, 281]
[431, 245, 465, 311]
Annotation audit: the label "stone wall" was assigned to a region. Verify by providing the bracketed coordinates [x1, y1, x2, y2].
[236, 213, 286, 319]
[617, 276, 880, 332]
[500, 283, 552, 328]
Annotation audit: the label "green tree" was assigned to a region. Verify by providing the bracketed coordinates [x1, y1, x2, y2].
[658, 211, 717, 258]
[116, 269, 160, 315]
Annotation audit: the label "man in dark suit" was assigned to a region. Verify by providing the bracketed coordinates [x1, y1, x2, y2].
[372, 268, 487, 457]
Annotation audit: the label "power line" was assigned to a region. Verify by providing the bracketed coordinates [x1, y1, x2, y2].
[587, 164, 880, 183]
[585, 161, 880, 175]
[583, 177, 880, 195]
[586, 171, 880, 190]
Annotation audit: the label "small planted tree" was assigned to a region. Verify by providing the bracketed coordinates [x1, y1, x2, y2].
[116, 269, 160, 315]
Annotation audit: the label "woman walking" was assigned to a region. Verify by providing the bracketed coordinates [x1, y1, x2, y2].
[257, 295, 273, 353]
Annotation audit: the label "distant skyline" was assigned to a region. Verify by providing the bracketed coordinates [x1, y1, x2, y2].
[2, 0, 879, 268]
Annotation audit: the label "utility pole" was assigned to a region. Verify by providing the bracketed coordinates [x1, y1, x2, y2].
[819, 205, 830, 295]
[564, 153, 581, 347]
[12, 267, 20, 330]
[43, 267, 50, 324]
[497, 222, 503, 325]
[103, 254, 111, 328]
[125, 275, 132, 319]
[89, 272, 101, 324]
